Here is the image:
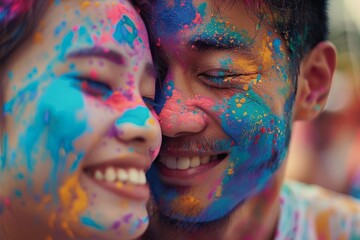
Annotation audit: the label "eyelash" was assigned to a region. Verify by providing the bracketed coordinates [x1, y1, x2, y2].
[76, 77, 112, 98]
[199, 72, 250, 88]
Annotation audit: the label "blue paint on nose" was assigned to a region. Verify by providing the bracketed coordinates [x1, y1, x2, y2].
[115, 106, 150, 126]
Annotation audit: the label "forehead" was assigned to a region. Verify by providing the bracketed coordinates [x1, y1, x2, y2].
[152, 0, 266, 45]
[40, 1, 150, 51]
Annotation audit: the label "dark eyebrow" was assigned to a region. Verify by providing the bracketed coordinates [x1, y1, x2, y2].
[67, 46, 126, 65]
[187, 37, 253, 53]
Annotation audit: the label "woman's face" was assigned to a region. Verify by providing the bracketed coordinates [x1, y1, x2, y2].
[0, 1, 161, 239]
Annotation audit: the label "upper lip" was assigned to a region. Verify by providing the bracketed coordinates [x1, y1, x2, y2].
[83, 152, 152, 171]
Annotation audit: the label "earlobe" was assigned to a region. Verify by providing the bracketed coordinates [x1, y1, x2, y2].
[293, 41, 336, 120]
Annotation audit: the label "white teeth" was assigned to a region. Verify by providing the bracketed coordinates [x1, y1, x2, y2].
[190, 156, 200, 168]
[201, 156, 210, 164]
[165, 157, 177, 169]
[159, 155, 213, 170]
[94, 170, 104, 180]
[105, 167, 117, 182]
[177, 157, 190, 169]
[92, 167, 146, 185]
[138, 171, 146, 184]
[117, 169, 128, 182]
[128, 168, 140, 184]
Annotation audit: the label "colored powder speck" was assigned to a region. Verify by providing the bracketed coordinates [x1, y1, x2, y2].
[123, 213, 133, 224]
[7, 71, 14, 80]
[80, 1, 91, 9]
[111, 220, 121, 230]
[80, 216, 106, 230]
[54, 21, 67, 37]
[14, 189, 22, 197]
[129, 219, 141, 235]
[0, 134, 8, 171]
[16, 172, 24, 180]
[219, 58, 233, 69]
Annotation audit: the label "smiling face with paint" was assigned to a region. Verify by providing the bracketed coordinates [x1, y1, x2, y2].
[148, 0, 295, 224]
[0, 0, 161, 239]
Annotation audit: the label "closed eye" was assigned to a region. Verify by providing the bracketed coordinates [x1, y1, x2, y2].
[76, 77, 112, 99]
[199, 72, 251, 89]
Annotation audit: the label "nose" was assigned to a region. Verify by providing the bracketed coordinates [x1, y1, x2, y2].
[157, 77, 207, 137]
[113, 106, 161, 158]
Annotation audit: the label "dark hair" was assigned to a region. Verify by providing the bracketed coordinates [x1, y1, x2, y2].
[254, 0, 329, 77]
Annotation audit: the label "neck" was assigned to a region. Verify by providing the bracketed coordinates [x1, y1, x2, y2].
[145, 168, 285, 240]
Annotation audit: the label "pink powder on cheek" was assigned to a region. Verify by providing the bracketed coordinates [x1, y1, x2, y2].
[104, 92, 141, 113]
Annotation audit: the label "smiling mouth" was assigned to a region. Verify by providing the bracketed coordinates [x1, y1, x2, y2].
[84, 166, 147, 185]
[83, 166, 150, 200]
[158, 153, 228, 170]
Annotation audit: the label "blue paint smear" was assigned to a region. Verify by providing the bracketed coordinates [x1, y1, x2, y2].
[81, 216, 106, 231]
[272, 38, 284, 59]
[0, 134, 7, 171]
[70, 152, 84, 173]
[57, 31, 74, 61]
[18, 77, 87, 195]
[7, 71, 14, 80]
[197, 2, 207, 17]
[154, 80, 175, 114]
[115, 106, 150, 126]
[14, 189, 22, 197]
[113, 15, 138, 48]
[155, 0, 197, 34]
[54, 21, 67, 37]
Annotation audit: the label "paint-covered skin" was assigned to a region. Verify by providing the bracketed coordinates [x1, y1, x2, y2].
[148, 0, 294, 222]
[0, 0, 161, 239]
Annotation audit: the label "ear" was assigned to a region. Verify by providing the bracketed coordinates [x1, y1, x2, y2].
[293, 41, 336, 120]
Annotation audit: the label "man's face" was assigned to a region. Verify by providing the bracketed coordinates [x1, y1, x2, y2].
[148, 0, 295, 222]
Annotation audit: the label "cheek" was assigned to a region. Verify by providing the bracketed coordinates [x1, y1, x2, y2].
[219, 88, 289, 169]
[5, 78, 90, 186]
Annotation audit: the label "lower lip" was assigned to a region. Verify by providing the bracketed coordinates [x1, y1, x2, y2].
[83, 172, 150, 201]
[155, 157, 225, 186]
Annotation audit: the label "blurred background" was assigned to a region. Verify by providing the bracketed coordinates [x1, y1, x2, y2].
[286, 0, 360, 198]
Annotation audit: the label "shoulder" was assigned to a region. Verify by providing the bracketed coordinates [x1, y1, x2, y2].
[276, 180, 360, 239]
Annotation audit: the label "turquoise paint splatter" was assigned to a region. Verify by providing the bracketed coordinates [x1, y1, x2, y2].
[193, 17, 252, 48]
[14, 189, 22, 197]
[219, 58, 233, 69]
[0, 134, 7, 171]
[115, 106, 150, 126]
[54, 21, 67, 37]
[70, 152, 84, 173]
[197, 2, 207, 17]
[113, 15, 138, 48]
[7, 71, 14, 80]
[81, 216, 106, 230]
